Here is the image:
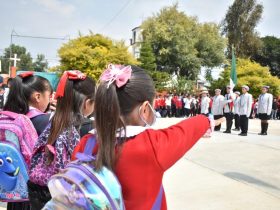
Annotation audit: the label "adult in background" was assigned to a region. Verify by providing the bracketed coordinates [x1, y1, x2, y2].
[232, 91, 241, 131]
[223, 86, 235, 133]
[165, 94, 172, 118]
[239, 85, 253, 136]
[211, 89, 224, 131]
[200, 89, 211, 116]
[257, 86, 273, 135]
[271, 98, 278, 120]
[183, 94, 192, 118]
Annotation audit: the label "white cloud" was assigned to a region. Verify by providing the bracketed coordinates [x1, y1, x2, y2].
[33, 0, 75, 16]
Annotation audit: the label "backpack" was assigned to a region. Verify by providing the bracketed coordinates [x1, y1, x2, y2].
[0, 110, 42, 202]
[29, 124, 80, 187]
[43, 136, 125, 210]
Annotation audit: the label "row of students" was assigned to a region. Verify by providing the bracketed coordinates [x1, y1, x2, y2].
[2, 71, 95, 209]
[3, 65, 223, 210]
[208, 85, 275, 136]
[154, 94, 200, 118]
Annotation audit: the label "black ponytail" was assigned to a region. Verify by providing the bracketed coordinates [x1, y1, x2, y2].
[4, 77, 28, 114]
[95, 83, 124, 171]
[94, 65, 155, 171]
[4, 75, 52, 114]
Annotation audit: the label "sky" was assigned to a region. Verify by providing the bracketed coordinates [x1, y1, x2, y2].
[0, 0, 279, 67]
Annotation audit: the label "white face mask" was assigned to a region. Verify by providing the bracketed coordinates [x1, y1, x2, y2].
[138, 102, 157, 127]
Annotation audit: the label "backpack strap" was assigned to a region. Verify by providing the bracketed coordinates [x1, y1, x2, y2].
[84, 136, 96, 155]
[75, 135, 96, 162]
[152, 185, 163, 210]
[0, 111, 19, 119]
[26, 109, 46, 119]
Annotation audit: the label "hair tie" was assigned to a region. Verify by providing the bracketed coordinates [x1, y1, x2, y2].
[55, 70, 86, 99]
[19, 71, 34, 78]
[100, 64, 132, 89]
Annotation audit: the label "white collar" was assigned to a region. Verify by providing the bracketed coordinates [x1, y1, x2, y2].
[89, 126, 149, 138]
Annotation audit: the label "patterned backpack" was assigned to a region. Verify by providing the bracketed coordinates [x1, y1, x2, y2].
[0, 111, 42, 202]
[43, 136, 125, 210]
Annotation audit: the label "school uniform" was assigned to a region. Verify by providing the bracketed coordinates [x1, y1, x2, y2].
[233, 96, 241, 130]
[239, 93, 253, 135]
[211, 95, 224, 131]
[7, 108, 50, 210]
[72, 115, 210, 210]
[183, 98, 191, 117]
[257, 93, 273, 134]
[200, 96, 210, 116]
[223, 93, 235, 133]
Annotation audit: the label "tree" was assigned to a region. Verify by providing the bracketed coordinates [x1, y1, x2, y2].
[252, 36, 280, 78]
[138, 42, 156, 71]
[211, 59, 280, 98]
[0, 44, 33, 73]
[142, 4, 226, 80]
[222, 0, 263, 58]
[32, 54, 48, 72]
[58, 34, 138, 81]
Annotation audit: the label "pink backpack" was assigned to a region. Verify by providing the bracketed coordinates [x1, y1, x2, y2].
[0, 111, 40, 167]
[0, 110, 43, 202]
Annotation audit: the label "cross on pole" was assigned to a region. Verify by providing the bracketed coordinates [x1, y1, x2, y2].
[10, 54, 21, 67]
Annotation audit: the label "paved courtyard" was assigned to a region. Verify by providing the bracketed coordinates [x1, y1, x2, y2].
[1, 117, 279, 209]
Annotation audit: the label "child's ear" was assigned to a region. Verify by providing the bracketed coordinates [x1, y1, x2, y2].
[32, 92, 41, 103]
[139, 101, 151, 121]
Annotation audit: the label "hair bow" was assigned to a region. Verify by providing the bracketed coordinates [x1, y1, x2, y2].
[55, 70, 86, 99]
[100, 64, 132, 89]
[19, 71, 34, 78]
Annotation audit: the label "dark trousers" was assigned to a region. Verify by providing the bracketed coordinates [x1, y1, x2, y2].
[214, 115, 223, 131]
[27, 181, 51, 210]
[184, 108, 190, 117]
[240, 115, 249, 134]
[167, 106, 171, 117]
[224, 112, 233, 131]
[234, 114, 240, 129]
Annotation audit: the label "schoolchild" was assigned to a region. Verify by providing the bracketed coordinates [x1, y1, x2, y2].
[3, 72, 53, 210]
[27, 70, 95, 210]
[72, 65, 222, 210]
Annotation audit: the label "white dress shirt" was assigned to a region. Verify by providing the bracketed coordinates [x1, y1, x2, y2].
[257, 93, 273, 115]
[239, 92, 253, 117]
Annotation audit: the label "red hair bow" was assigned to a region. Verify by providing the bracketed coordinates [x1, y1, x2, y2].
[55, 70, 86, 99]
[19, 71, 34, 78]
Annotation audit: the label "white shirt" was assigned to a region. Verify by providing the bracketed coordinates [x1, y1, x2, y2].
[239, 92, 253, 117]
[201, 96, 210, 114]
[211, 95, 224, 115]
[224, 93, 235, 113]
[184, 98, 191, 109]
[233, 97, 240, 115]
[166, 97, 172, 107]
[257, 93, 273, 115]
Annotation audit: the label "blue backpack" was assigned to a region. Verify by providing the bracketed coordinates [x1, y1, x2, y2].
[44, 136, 125, 210]
[0, 110, 45, 202]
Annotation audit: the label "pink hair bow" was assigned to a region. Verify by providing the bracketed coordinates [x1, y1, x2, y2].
[100, 64, 132, 88]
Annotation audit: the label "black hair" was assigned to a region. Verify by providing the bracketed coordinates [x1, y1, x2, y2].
[94, 65, 155, 171]
[4, 75, 52, 114]
[45, 76, 96, 164]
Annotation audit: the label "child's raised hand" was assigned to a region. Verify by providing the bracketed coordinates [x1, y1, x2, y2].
[203, 116, 225, 138]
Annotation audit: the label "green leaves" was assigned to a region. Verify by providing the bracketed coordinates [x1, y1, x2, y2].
[58, 34, 138, 81]
[141, 4, 225, 80]
[211, 58, 280, 97]
[222, 0, 263, 58]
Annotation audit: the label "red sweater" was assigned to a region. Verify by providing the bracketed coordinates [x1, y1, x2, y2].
[72, 115, 209, 210]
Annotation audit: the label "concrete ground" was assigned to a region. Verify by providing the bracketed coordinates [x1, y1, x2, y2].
[1, 117, 279, 210]
[158, 117, 280, 210]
